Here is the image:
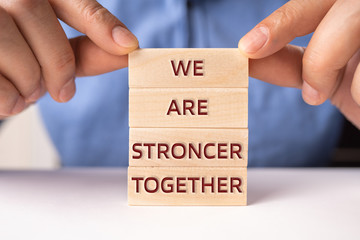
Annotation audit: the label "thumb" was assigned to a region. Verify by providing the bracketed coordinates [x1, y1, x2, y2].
[238, 0, 335, 59]
[69, 36, 129, 77]
[50, 0, 138, 55]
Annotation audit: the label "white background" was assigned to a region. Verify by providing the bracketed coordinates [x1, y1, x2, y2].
[0, 168, 359, 240]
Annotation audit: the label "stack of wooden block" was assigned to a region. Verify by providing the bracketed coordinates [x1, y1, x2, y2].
[128, 49, 248, 205]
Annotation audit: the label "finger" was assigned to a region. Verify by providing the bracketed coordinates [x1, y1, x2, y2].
[351, 62, 360, 106]
[0, 7, 42, 103]
[0, 102, 32, 119]
[0, 74, 26, 116]
[302, 0, 360, 105]
[50, 0, 138, 55]
[69, 36, 129, 77]
[239, 0, 335, 58]
[249, 44, 304, 88]
[5, 0, 76, 103]
[330, 51, 360, 129]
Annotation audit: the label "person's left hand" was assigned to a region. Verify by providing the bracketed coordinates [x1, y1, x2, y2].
[239, 0, 360, 128]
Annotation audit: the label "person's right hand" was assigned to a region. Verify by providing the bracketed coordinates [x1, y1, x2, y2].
[240, 0, 360, 129]
[0, 0, 138, 119]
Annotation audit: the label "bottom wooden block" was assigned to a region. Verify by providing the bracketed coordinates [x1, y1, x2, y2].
[128, 167, 247, 206]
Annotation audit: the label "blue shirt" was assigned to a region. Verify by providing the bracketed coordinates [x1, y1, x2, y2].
[38, 0, 343, 167]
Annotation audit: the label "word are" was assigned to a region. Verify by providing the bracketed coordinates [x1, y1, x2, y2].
[167, 99, 208, 115]
[131, 142, 242, 160]
[131, 176, 242, 193]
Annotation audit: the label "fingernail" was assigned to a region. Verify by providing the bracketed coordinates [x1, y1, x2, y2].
[39, 79, 47, 96]
[112, 26, 139, 48]
[11, 96, 25, 115]
[59, 77, 76, 103]
[26, 77, 46, 103]
[239, 26, 269, 54]
[302, 81, 321, 105]
[26, 87, 41, 103]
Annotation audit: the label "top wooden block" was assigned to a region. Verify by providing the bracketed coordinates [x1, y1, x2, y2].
[129, 48, 248, 88]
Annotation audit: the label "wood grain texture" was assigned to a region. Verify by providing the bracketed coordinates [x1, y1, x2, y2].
[129, 128, 248, 167]
[129, 48, 248, 88]
[129, 88, 248, 128]
[128, 167, 247, 206]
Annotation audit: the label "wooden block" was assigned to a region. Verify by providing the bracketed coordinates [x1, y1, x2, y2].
[129, 48, 248, 88]
[129, 128, 248, 167]
[128, 167, 247, 206]
[129, 88, 248, 128]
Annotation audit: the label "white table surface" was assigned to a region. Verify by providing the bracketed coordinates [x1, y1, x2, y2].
[0, 168, 359, 240]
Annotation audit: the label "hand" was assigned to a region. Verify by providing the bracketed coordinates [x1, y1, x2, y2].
[0, 0, 138, 119]
[239, 0, 360, 128]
